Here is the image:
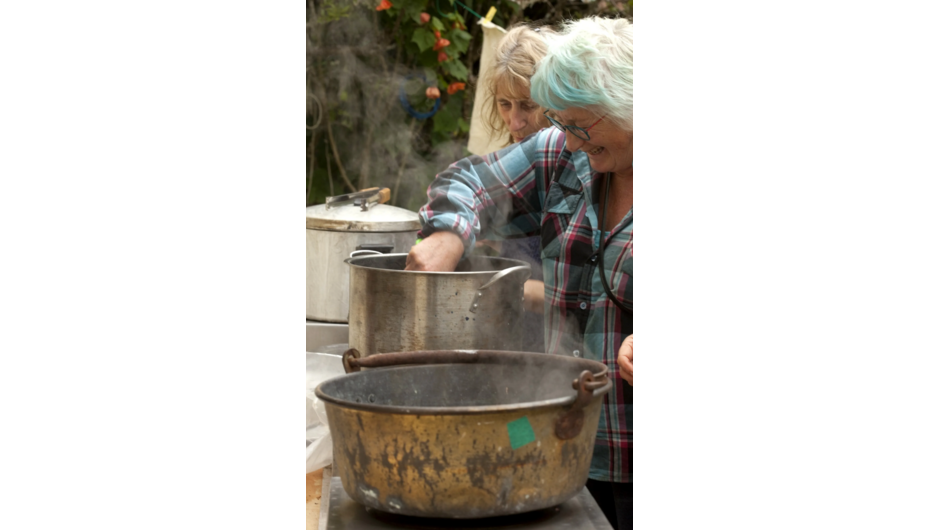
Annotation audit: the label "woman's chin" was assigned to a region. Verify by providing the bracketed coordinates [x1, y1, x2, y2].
[586, 149, 609, 170]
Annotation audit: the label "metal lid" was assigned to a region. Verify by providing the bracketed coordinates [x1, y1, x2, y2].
[305, 203, 421, 232]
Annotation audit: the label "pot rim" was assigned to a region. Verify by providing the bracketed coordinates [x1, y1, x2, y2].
[344, 253, 532, 276]
[313, 354, 613, 415]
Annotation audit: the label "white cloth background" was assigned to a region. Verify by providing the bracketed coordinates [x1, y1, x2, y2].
[467, 20, 508, 156]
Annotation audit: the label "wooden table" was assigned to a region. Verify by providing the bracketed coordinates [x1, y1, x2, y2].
[306, 469, 324, 530]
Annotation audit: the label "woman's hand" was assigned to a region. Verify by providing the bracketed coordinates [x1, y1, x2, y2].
[617, 334, 633, 386]
[405, 231, 465, 271]
[523, 280, 545, 314]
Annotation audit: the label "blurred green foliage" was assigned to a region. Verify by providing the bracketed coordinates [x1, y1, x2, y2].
[306, 0, 631, 209]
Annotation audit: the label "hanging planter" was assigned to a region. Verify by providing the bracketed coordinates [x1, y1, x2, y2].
[399, 73, 441, 120]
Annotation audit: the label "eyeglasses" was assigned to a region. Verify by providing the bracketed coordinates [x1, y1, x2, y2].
[543, 110, 606, 141]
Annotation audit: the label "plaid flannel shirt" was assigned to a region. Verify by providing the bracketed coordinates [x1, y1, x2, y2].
[418, 128, 633, 483]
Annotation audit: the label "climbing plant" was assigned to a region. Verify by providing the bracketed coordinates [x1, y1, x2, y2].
[306, 0, 631, 209]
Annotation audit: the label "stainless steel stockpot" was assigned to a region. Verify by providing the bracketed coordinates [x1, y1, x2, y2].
[306, 201, 419, 322]
[344, 253, 531, 356]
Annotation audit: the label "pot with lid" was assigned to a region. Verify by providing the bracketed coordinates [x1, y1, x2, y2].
[345, 252, 531, 356]
[306, 188, 420, 322]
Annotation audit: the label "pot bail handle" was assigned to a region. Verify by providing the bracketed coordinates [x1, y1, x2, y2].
[344, 349, 488, 372]
[469, 265, 531, 313]
[555, 367, 611, 440]
[342, 348, 363, 373]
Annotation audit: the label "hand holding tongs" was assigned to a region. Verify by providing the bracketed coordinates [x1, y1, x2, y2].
[325, 187, 391, 211]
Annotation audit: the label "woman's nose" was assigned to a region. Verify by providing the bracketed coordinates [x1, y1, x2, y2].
[510, 108, 527, 131]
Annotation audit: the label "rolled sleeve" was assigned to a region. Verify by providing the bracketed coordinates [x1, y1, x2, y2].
[418, 129, 563, 255]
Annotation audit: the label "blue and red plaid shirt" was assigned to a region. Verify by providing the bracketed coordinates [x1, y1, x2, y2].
[418, 128, 633, 483]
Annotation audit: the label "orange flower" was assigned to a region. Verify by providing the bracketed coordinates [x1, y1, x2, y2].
[447, 82, 466, 95]
[433, 38, 450, 51]
[376, 0, 392, 10]
[426, 87, 441, 99]
[437, 50, 448, 62]
[419, 13, 430, 24]
[434, 31, 441, 39]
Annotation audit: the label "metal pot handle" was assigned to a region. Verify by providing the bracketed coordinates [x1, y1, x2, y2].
[469, 265, 531, 313]
[349, 249, 382, 258]
[343, 348, 492, 373]
[343, 349, 609, 380]
[343, 348, 363, 373]
[555, 367, 611, 440]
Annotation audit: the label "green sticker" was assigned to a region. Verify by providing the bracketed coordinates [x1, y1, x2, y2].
[507, 417, 536, 450]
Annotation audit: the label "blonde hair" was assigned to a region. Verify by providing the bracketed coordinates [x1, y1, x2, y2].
[483, 25, 554, 148]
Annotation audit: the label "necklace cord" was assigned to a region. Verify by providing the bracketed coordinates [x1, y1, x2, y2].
[598, 172, 632, 314]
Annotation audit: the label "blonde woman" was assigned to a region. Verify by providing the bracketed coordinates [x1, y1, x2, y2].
[476, 25, 554, 352]
[484, 25, 554, 147]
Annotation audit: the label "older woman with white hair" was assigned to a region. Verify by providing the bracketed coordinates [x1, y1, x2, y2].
[406, 17, 634, 529]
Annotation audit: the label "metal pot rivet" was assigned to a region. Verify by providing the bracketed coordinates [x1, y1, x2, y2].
[368, 394, 376, 403]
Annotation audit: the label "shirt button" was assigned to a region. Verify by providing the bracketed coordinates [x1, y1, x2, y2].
[573, 350, 581, 357]
[579, 302, 587, 310]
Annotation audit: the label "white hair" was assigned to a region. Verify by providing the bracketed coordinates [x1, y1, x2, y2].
[531, 17, 633, 131]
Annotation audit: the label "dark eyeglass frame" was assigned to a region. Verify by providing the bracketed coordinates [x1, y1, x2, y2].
[543, 110, 606, 141]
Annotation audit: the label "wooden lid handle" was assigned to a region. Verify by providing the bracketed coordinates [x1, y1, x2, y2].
[375, 187, 391, 205]
[353, 187, 392, 211]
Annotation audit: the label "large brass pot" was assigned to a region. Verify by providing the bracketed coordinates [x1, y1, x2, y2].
[314, 349, 612, 518]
